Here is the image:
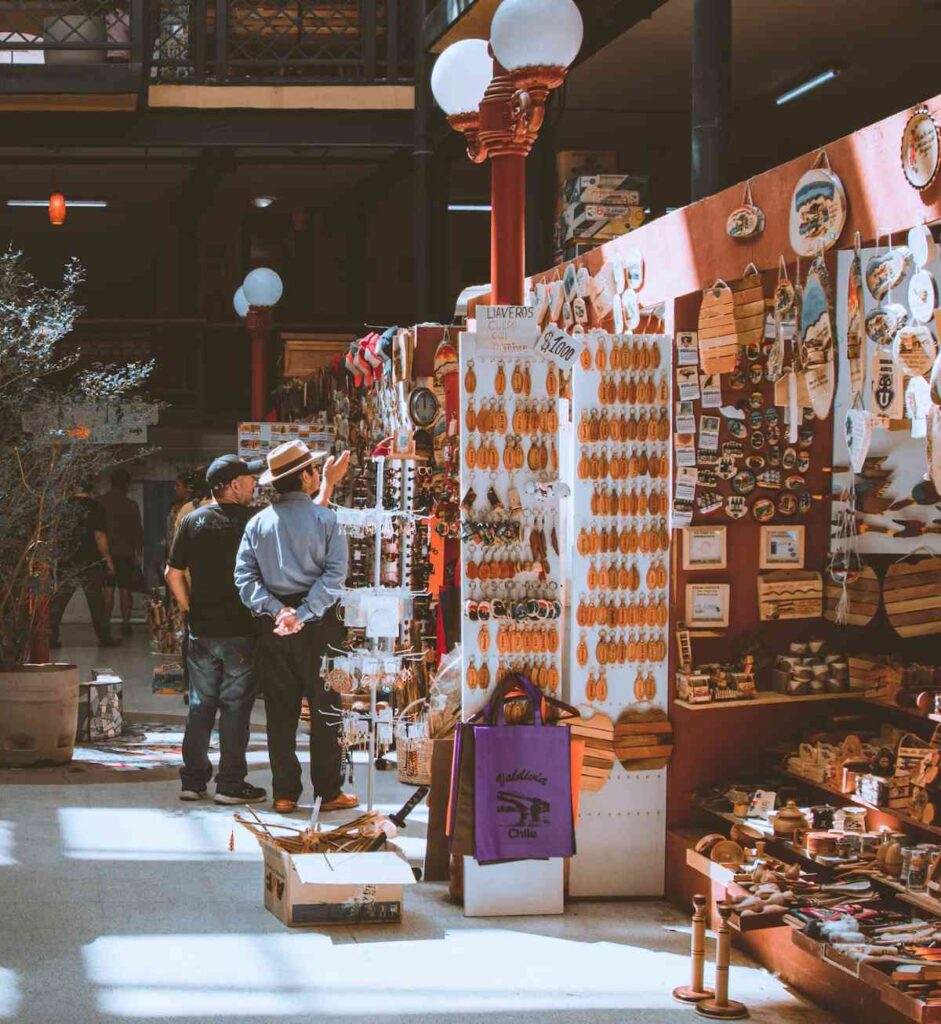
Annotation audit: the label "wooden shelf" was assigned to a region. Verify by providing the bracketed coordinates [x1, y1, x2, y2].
[780, 769, 941, 841]
[673, 690, 876, 711]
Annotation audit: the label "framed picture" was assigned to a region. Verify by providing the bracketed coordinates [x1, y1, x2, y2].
[682, 526, 727, 570]
[759, 525, 805, 569]
[685, 583, 730, 629]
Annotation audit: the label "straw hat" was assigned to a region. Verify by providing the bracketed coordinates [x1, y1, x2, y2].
[258, 439, 327, 486]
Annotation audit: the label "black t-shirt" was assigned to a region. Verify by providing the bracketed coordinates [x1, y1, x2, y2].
[168, 502, 254, 637]
[60, 496, 107, 573]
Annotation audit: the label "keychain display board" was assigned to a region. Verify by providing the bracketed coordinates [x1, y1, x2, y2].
[833, 246, 941, 554]
[459, 332, 565, 717]
[567, 330, 672, 897]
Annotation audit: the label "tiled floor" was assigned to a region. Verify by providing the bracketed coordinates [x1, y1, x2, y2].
[0, 624, 839, 1024]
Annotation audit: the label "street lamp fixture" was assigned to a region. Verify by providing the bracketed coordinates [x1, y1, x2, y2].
[240, 267, 283, 420]
[430, 0, 583, 304]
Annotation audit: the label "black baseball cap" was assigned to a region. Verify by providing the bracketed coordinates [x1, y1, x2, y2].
[205, 454, 265, 489]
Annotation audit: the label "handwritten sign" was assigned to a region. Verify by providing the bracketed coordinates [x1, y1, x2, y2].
[533, 324, 582, 369]
[475, 305, 539, 358]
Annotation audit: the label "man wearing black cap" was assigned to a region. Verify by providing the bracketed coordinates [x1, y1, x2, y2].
[165, 455, 267, 805]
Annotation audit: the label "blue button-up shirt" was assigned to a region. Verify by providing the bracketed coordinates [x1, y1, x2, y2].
[235, 493, 348, 624]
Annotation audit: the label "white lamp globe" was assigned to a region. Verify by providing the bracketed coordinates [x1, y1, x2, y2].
[242, 267, 283, 307]
[431, 38, 493, 116]
[233, 287, 249, 318]
[490, 0, 584, 71]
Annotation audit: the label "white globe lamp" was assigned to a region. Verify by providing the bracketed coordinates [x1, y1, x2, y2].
[242, 267, 283, 308]
[233, 287, 249, 318]
[430, 38, 493, 116]
[490, 0, 584, 72]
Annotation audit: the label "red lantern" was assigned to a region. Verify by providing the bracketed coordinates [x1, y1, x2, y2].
[49, 193, 66, 226]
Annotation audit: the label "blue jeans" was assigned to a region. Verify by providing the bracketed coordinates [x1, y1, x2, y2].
[180, 634, 256, 793]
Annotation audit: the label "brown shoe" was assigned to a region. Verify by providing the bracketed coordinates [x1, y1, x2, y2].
[273, 798, 298, 813]
[321, 792, 360, 812]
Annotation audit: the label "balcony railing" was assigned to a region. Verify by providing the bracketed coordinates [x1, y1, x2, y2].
[0, 0, 412, 89]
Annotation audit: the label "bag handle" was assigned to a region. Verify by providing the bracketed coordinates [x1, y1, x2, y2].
[482, 672, 545, 727]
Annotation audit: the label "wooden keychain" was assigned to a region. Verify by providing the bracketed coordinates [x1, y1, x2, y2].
[464, 359, 477, 394]
[494, 360, 506, 396]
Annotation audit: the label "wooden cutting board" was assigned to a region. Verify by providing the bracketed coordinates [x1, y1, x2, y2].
[569, 711, 615, 791]
[823, 564, 881, 626]
[613, 706, 673, 771]
[884, 558, 941, 637]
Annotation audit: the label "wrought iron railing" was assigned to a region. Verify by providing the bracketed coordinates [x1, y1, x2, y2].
[153, 0, 413, 83]
[0, 0, 412, 87]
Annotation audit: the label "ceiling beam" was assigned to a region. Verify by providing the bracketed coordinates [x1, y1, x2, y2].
[573, 0, 669, 67]
[0, 109, 414, 150]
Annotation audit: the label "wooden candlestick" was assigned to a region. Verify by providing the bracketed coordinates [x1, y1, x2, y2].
[673, 894, 715, 1002]
[696, 903, 749, 1020]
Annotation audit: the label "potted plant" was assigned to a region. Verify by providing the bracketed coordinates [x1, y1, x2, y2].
[0, 249, 152, 766]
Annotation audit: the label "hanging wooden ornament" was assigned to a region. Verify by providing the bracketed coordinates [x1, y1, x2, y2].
[909, 268, 937, 324]
[464, 359, 477, 394]
[548, 279, 565, 321]
[726, 180, 765, 240]
[845, 407, 874, 473]
[799, 252, 836, 419]
[569, 711, 615, 792]
[928, 405, 941, 492]
[824, 563, 879, 627]
[909, 223, 938, 268]
[623, 247, 645, 291]
[866, 302, 908, 347]
[901, 106, 941, 191]
[846, 235, 867, 404]
[622, 288, 641, 331]
[906, 375, 931, 438]
[698, 266, 765, 374]
[871, 349, 904, 418]
[866, 246, 912, 301]
[930, 343, 941, 405]
[894, 324, 938, 378]
[789, 151, 847, 257]
[884, 555, 941, 638]
[614, 706, 673, 771]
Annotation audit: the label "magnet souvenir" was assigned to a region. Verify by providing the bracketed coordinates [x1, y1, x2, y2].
[777, 492, 798, 517]
[729, 368, 747, 391]
[732, 469, 756, 496]
[767, 425, 781, 446]
[748, 411, 763, 431]
[749, 362, 764, 385]
[748, 391, 764, 410]
[750, 430, 766, 451]
[798, 492, 813, 515]
[722, 440, 744, 459]
[746, 455, 766, 471]
[798, 426, 814, 449]
[727, 419, 747, 439]
[767, 446, 782, 467]
[698, 469, 718, 488]
[758, 469, 782, 490]
[785, 475, 807, 491]
[726, 495, 748, 519]
[797, 450, 811, 473]
[783, 447, 798, 470]
[697, 490, 723, 514]
[752, 497, 776, 522]
[765, 407, 779, 425]
[716, 457, 737, 480]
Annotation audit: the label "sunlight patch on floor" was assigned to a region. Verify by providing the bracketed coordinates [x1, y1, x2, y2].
[85, 929, 796, 1018]
[0, 966, 19, 1019]
[0, 823, 14, 867]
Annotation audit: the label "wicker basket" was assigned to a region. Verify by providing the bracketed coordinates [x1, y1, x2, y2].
[396, 698, 435, 786]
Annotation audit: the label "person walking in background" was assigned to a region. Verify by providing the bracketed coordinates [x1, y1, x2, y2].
[175, 465, 211, 535]
[235, 441, 354, 815]
[165, 456, 267, 805]
[50, 481, 119, 649]
[99, 468, 143, 637]
[166, 471, 193, 562]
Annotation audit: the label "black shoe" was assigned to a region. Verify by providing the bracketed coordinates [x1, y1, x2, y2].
[121, 622, 133, 637]
[180, 788, 207, 802]
[214, 783, 267, 805]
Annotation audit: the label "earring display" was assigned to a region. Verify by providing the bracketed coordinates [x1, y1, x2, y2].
[460, 337, 566, 713]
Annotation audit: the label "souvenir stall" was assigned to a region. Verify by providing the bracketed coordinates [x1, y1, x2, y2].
[479, 94, 941, 1019]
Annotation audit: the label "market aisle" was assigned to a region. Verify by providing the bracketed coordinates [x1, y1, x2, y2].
[1, 624, 836, 1024]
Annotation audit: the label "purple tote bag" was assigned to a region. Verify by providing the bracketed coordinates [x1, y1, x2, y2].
[472, 675, 575, 864]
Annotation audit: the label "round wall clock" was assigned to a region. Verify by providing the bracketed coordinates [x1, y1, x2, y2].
[901, 106, 941, 191]
[789, 163, 847, 257]
[407, 386, 440, 428]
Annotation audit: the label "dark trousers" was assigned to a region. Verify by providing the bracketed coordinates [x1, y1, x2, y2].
[181, 634, 256, 792]
[50, 569, 111, 644]
[258, 598, 344, 803]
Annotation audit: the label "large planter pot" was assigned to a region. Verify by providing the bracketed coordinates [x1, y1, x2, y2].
[0, 663, 79, 767]
[43, 15, 106, 65]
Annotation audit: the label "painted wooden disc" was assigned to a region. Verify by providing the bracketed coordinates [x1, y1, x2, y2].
[893, 324, 938, 377]
[909, 224, 938, 268]
[866, 247, 912, 302]
[846, 251, 866, 402]
[613, 706, 672, 771]
[789, 167, 847, 257]
[623, 248, 644, 291]
[901, 106, 941, 191]
[569, 711, 615, 792]
[866, 302, 909, 347]
[727, 204, 765, 240]
[622, 287, 641, 331]
[845, 408, 873, 473]
[823, 563, 880, 626]
[884, 557, 941, 638]
[909, 269, 938, 324]
[775, 277, 796, 318]
[800, 255, 835, 419]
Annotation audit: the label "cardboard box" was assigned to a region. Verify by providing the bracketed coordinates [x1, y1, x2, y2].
[562, 173, 649, 207]
[261, 842, 416, 927]
[556, 149, 618, 183]
[462, 855, 564, 917]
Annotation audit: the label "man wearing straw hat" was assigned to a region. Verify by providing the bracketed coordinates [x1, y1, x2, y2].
[235, 439, 358, 814]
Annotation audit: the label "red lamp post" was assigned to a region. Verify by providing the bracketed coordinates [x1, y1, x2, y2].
[431, 0, 583, 305]
[235, 269, 283, 421]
